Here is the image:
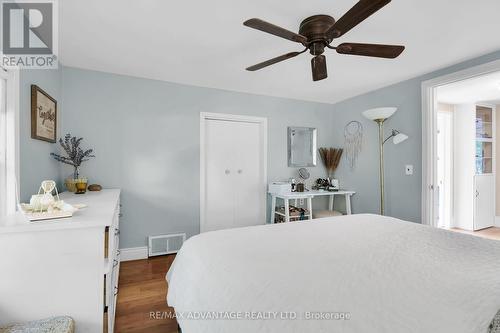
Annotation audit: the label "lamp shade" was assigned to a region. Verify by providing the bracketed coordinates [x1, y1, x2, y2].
[393, 133, 408, 145]
[362, 107, 397, 121]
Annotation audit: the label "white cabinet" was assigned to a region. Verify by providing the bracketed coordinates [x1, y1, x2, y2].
[454, 104, 495, 231]
[0, 189, 121, 332]
[474, 174, 495, 230]
[200, 114, 267, 233]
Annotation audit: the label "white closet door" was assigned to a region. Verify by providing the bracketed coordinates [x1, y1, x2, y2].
[203, 118, 265, 232]
[474, 174, 495, 230]
[205, 119, 237, 232]
[232, 121, 264, 228]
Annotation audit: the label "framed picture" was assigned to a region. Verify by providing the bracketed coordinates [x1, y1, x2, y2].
[31, 85, 57, 143]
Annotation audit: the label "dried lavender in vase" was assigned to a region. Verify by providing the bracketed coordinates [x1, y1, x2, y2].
[51, 134, 95, 192]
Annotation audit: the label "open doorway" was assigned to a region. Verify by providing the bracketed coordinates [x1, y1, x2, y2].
[424, 68, 500, 240]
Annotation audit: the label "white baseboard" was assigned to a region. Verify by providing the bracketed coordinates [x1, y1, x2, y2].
[120, 246, 148, 262]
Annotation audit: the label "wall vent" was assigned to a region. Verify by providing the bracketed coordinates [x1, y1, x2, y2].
[148, 233, 186, 257]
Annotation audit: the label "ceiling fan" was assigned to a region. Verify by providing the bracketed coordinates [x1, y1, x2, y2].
[243, 0, 405, 81]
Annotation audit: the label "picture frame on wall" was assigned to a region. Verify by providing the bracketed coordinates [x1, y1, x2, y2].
[31, 85, 57, 143]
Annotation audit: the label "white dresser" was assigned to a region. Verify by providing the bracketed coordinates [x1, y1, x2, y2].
[0, 189, 121, 333]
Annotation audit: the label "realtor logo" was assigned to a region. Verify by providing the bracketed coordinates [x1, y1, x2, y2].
[1, 0, 58, 69]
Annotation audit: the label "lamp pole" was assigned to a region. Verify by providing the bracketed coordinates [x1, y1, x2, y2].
[376, 119, 385, 215]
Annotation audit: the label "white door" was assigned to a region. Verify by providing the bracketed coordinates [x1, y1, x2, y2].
[474, 174, 495, 230]
[201, 115, 266, 232]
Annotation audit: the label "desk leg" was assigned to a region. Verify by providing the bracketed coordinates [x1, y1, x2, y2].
[346, 194, 352, 215]
[307, 197, 313, 220]
[271, 196, 276, 223]
[284, 198, 290, 223]
[328, 195, 334, 211]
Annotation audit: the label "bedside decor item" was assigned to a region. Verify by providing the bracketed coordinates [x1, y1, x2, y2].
[344, 121, 363, 170]
[296, 167, 310, 192]
[51, 134, 95, 193]
[75, 180, 88, 194]
[318, 147, 343, 191]
[19, 180, 78, 221]
[29, 180, 57, 211]
[313, 178, 330, 191]
[31, 85, 57, 143]
[88, 184, 102, 191]
[268, 182, 291, 194]
[330, 179, 340, 191]
[363, 107, 408, 215]
[318, 147, 343, 178]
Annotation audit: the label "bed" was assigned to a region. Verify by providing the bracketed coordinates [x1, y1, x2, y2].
[166, 214, 500, 333]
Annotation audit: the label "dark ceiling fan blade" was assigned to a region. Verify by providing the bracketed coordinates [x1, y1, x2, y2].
[311, 55, 328, 81]
[246, 51, 305, 71]
[336, 43, 405, 58]
[244, 18, 308, 44]
[326, 0, 391, 39]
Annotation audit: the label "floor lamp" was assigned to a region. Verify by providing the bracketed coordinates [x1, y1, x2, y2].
[362, 108, 408, 215]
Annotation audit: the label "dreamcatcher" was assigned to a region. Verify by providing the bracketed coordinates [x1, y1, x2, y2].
[344, 121, 363, 170]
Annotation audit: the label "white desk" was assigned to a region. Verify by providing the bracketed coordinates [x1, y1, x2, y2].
[269, 190, 355, 223]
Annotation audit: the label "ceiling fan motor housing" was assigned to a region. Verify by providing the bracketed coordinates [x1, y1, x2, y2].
[299, 15, 336, 55]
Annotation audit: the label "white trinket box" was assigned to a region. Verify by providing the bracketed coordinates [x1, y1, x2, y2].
[268, 182, 291, 194]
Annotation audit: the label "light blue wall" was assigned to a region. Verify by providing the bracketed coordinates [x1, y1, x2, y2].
[18, 49, 500, 248]
[60, 67, 338, 248]
[19, 67, 63, 202]
[329, 50, 500, 222]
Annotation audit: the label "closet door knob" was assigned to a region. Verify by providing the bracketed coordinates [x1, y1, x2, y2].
[225, 169, 230, 175]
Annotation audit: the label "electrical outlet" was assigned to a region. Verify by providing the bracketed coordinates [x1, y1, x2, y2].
[299, 198, 304, 205]
[405, 165, 414, 175]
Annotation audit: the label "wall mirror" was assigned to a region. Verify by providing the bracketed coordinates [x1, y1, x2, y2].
[287, 127, 317, 167]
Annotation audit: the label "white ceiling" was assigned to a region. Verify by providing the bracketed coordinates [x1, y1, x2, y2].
[437, 71, 500, 105]
[59, 0, 500, 105]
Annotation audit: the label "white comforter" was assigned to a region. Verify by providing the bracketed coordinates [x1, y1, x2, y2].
[167, 214, 500, 333]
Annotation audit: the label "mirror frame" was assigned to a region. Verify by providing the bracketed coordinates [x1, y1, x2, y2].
[287, 127, 317, 167]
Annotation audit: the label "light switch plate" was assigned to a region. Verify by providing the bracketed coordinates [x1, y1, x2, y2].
[405, 165, 414, 175]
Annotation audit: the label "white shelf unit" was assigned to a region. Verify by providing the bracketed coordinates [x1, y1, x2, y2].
[454, 104, 495, 231]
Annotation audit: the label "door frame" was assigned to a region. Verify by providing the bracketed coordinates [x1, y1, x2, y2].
[0, 67, 20, 216]
[436, 109, 454, 228]
[199, 112, 268, 233]
[421, 59, 500, 226]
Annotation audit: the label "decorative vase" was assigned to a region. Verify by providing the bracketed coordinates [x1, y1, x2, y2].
[65, 178, 88, 193]
[65, 179, 77, 192]
[75, 178, 88, 194]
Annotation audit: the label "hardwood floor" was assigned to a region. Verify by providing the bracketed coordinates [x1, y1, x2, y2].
[449, 226, 500, 241]
[114, 227, 500, 333]
[115, 255, 178, 333]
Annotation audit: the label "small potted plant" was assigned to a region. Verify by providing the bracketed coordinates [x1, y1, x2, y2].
[51, 134, 95, 194]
